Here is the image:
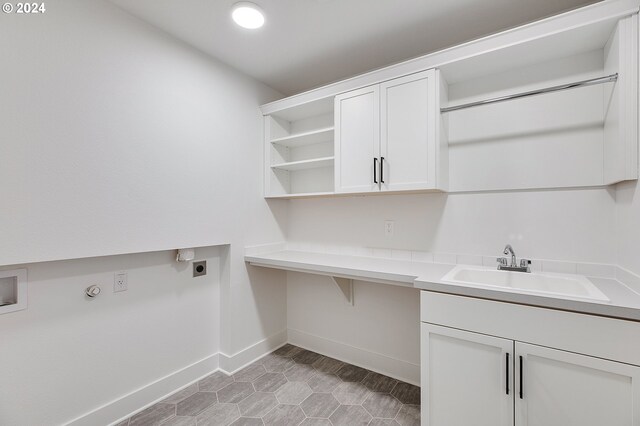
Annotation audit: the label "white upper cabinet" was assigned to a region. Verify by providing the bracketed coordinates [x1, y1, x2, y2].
[335, 70, 447, 194]
[334, 85, 380, 193]
[380, 70, 443, 191]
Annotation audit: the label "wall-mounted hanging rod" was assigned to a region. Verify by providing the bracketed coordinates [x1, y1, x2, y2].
[440, 73, 618, 113]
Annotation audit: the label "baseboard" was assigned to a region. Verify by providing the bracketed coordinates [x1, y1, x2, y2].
[67, 329, 288, 426]
[287, 328, 420, 386]
[66, 353, 220, 426]
[67, 328, 411, 425]
[219, 329, 288, 374]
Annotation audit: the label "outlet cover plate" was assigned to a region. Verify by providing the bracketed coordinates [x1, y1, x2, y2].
[384, 220, 395, 237]
[114, 272, 128, 293]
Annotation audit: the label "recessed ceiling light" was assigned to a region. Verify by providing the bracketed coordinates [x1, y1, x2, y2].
[231, 2, 265, 29]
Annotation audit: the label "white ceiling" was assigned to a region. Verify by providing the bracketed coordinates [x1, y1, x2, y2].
[110, 0, 599, 96]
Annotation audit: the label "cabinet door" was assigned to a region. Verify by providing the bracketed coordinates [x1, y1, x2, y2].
[515, 342, 640, 426]
[380, 70, 437, 191]
[334, 85, 380, 193]
[421, 323, 514, 426]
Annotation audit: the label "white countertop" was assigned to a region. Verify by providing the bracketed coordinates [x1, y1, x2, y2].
[245, 250, 454, 287]
[245, 250, 640, 322]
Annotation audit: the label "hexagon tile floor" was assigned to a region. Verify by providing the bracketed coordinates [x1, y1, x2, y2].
[116, 344, 420, 426]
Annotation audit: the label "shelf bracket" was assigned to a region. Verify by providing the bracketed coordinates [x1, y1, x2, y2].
[331, 276, 354, 305]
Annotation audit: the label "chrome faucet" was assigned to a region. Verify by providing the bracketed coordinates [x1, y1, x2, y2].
[504, 244, 517, 267]
[497, 244, 531, 273]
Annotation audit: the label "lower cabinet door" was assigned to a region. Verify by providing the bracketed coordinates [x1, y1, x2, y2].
[515, 342, 640, 426]
[421, 323, 514, 426]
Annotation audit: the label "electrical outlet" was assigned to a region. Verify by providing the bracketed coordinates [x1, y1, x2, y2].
[193, 261, 207, 277]
[384, 220, 395, 237]
[114, 272, 128, 293]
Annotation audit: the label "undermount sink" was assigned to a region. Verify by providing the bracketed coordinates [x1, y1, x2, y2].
[441, 266, 610, 302]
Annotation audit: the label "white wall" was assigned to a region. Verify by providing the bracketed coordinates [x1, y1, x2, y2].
[287, 273, 421, 384]
[285, 188, 617, 381]
[0, 247, 220, 426]
[0, 0, 283, 266]
[0, 1, 288, 423]
[286, 190, 616, 262]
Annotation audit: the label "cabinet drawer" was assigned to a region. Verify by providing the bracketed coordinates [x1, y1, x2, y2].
[420, 291, 640, 366]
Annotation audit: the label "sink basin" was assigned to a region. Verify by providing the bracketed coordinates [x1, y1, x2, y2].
[441, 266, 610, 302]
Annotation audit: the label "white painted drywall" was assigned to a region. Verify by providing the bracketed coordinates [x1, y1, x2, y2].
[286, 190, 616, 262]
[0, 1, 288, 423]
[0, 247, 220, 426]
[0, 0, 283, 266]
[287, 272, 421, 383]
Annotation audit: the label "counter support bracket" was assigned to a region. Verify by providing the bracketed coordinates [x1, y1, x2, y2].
[331, 277, 354, 305]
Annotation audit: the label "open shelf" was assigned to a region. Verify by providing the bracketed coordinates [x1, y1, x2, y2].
[264, 95, 336, 198]
[271, 156, 334, 172]
[271, 127, 334, 148]
[439, 14, 638, 192]
[438, 17, 619, 85]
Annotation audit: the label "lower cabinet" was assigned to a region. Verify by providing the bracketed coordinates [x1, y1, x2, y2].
[516, 342, 640, 426]
[421, 324, 513, 426]
[421, 323, 640, 426]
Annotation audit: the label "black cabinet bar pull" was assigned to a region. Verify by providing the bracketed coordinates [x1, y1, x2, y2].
[373, 158, 378, 183]
[506, 353, 510, 395]
[380, 157, 385, 183]
[519, 355, 524, 399]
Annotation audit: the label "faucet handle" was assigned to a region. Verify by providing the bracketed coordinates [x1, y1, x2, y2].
[497, 257, 508, 266]
[520, 259, 531, 268]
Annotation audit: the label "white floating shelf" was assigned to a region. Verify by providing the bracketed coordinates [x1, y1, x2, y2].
[270, 127, 334, 148]
[271, 156, 335, 172]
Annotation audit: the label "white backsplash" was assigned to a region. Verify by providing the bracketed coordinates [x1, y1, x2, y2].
[247, 241, 621, 280]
